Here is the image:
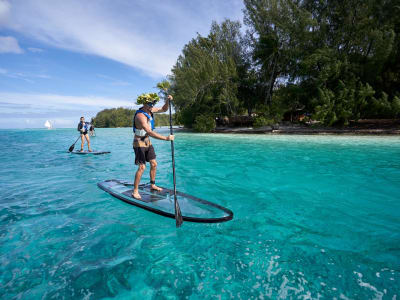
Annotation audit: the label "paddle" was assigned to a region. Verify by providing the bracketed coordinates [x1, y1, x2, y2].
[168, 99, 183, 227]
[68, 136, 81, 152]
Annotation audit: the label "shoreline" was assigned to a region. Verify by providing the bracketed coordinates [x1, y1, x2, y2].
[8, 124, 399, 136]
[213, 125, 400, 136]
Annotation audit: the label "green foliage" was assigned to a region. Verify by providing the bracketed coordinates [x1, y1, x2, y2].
[311, 80, 400, 126]
[312, 81, 370, 126]
[252, 97, 284, 128]
[93, 107, 134, 128]
[392, 97, 400, 117]
[193, 114, 216, 132]
[242, 0, 400, 125]
[92, 108, 176, 128]
[156, 79, 172, 108]
[176, 106, 197, 128]
[253, 116, 275, 128]
[154, 114, 175, 127]
[170, 20, 244, 127]
[157, 80, 171, 91]
[254, 98, 285, 122]
[165, 0, 400, 129]
[365, 92, 400, 119]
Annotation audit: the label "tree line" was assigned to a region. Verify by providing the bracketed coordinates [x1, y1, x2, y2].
[92, 107, 175, 128]
[169, 0, 400, 131]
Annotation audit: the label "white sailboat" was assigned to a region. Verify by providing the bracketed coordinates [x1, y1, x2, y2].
[44, 120, 53, 129]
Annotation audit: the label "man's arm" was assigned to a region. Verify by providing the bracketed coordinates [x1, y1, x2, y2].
[136, 114, 173, 141]
[152, 95, 173, 113]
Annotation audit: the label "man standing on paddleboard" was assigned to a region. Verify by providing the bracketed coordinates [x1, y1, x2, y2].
[132, 93, 174, 199]
[77, 117, 93, 152]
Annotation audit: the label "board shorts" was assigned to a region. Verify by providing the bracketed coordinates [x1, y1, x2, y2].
[133, 135, 156, 165]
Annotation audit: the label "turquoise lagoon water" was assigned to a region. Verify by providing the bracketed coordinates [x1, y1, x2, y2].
[0, 128, 399, 299]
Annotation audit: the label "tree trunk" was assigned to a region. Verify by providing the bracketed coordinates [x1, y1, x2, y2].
[265, 53, 278, 105]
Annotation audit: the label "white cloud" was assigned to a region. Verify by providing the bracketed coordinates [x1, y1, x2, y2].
[0, 0, 11, 25]
[0, 92, 139, 128]
[0, 117, 77, 128]
[35, 74, 51, 79]
[50, 118, 77, 127]
[1, 70, 51, 82]
[0, 36, 23, 53]
[2, 0, 244, 77]
[96, 74, 131, 86]
[0, 92, 137, 115]
[27, 47, 44, 53]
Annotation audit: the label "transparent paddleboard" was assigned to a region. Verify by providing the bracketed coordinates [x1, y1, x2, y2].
[98, 179, 233, 223]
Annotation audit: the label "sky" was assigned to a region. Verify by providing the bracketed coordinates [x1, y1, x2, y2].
[0, 0, 244, 128]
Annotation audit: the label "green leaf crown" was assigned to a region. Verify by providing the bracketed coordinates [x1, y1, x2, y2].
[136, 93, 160, 105]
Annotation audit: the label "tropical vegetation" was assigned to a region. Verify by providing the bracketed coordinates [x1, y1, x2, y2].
[168, 0, 400, 131]
[92, 108, 174, 128]
[94, 0, 400, 132]
[93, 82, 175, 128]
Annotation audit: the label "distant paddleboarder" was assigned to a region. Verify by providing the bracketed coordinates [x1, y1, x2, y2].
[77, 117, 93, 152]
[89, 118, 95, 136]
[132, 93, 174, 199]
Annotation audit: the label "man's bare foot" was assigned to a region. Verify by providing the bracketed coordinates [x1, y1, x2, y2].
[88, 149, 93, 152]
[151, 184, 162, 192]
[131, 190, 141, 199]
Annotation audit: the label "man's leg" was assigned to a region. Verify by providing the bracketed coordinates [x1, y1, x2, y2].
[149, 159, 162, 191]
[85, 134, 92, 151]
[132, 164, 146, 199]
[80, 134, 84, 151]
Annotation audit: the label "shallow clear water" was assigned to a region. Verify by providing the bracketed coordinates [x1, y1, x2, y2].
[0, 128, 399, 299]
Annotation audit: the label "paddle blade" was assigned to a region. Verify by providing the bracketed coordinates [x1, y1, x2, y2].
[174, 196, 183, 227]
[69, 136, 80, 152]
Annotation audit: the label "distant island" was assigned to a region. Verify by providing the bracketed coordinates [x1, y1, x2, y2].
[92, 107, 177, 128]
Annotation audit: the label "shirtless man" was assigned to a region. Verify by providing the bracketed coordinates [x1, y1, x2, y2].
[132, 95, 174, 199]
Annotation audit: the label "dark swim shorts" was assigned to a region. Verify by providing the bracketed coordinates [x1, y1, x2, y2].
[133, 136, 156, 165]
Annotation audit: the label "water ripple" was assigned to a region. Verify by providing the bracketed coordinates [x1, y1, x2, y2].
[0, 129, 399, 299]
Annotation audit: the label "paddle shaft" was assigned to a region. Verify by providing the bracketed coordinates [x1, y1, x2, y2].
[73, 135, 80, 145]
[69, 136, 81, 152]
[168, 99, 183, 227]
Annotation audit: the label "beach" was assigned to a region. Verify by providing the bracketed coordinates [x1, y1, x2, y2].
[215, 119, 400, 135]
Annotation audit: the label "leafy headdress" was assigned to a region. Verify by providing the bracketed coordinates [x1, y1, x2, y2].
[136, 93, 160, 105]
